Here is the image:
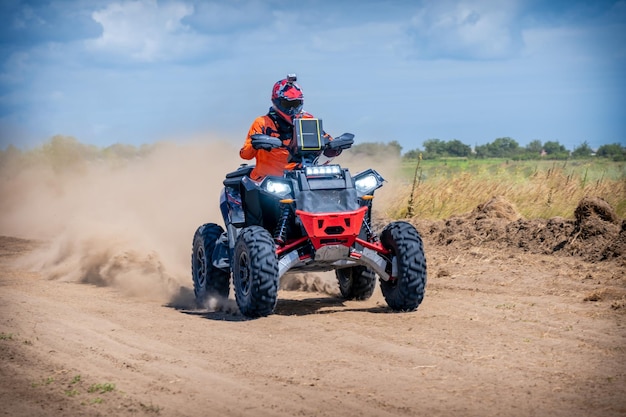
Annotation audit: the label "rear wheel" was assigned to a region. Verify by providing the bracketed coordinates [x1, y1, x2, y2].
[379, 221, 427, 311]
[233, 226, 279, 317]
[192, 223, 230, 307]
[336, 266, 376, 300]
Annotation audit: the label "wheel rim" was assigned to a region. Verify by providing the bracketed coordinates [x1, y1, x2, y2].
[339, 269, 353, 291]
[238, 252, 251, 296]
[195, 246, 207, 288]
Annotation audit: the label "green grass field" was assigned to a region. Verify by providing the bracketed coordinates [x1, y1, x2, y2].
[389, 157, 626, 220]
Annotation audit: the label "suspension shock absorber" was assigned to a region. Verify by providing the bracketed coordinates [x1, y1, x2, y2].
[274, 200, 292, 245]
[363, 211, 377, 241]
[361, 197, 377, 242]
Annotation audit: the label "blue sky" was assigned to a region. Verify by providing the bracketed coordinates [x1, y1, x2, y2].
[0, 0, 624, 153]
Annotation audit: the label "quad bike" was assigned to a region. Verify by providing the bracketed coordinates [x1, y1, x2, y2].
[191, 117, 426, 317]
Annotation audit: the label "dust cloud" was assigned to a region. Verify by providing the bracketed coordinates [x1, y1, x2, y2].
[0, 136, 240, 302]
[0, 136, 404, 305]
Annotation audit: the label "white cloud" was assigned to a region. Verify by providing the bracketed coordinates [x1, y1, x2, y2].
[309, 21, 403, 56]
[409, 0, 523, 60]
[85, 0, 212, 63]
[1, 0, 623, 151]
[190, 1, 270, 31]
[12, 4, 46, 29]
[0, 51, 32, 84]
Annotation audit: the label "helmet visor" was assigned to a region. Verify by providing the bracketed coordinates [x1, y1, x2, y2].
[279, 98, 303, 110]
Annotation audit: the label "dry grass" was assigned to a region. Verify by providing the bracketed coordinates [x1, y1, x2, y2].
[388, 159, 626, 220]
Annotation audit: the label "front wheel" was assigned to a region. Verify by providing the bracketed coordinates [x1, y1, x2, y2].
[192, 223, 230, 307]
[233, 226, 279, 317]
[336, 266, 376, 300]
[379, 221, 427, 311]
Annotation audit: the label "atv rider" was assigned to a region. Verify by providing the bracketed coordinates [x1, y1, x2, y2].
[216, 74, 338, 266]
[213, 74, 349, 270]
[239, 74, 339, 181]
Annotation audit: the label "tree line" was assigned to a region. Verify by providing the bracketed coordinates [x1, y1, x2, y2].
[2, 135, 624, 164]
[350, 138, 626, 161]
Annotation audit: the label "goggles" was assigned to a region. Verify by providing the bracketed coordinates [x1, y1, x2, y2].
[279, 98, 303, 109]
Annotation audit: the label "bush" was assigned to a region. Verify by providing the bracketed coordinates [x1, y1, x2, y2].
[596, 143, 626, 161]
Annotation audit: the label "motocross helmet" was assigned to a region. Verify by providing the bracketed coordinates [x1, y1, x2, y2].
[271, 74, 303, 124]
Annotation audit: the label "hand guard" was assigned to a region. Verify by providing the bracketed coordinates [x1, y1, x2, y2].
[323, 148, 342, 157]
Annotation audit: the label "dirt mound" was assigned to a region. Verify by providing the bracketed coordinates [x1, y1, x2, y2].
[472, 195, 521, 221]
[408, 196, 624, 263]
[566, 198, 622, 260]
[504, 217, 574, 254]
[599, 220, 626, 260]
[574, 196, 619, 224]
[417, 196, 520, 249]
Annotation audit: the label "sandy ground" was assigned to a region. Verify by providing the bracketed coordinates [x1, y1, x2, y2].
[1, 229, 625, 417]
[1, 140, 624, 416]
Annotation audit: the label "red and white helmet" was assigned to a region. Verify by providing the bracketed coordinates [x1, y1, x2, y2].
[271, 74, 303, 123]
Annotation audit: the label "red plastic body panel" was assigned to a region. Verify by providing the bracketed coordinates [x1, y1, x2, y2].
[295, 206, 367, 250]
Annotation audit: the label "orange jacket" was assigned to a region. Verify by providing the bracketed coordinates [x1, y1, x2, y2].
[241, 112, 317, 180]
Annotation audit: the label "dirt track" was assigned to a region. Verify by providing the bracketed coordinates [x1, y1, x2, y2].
[1, 141, 625, 416]
[1, 225, 625, 417]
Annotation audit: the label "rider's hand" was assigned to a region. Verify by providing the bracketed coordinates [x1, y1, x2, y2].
[252, 140, 272, 151]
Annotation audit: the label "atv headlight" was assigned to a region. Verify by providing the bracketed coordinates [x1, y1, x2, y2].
[353, 169, 384, 196]
[305, 164, 342, 177]
[354, 173, 380, 194]
[264, 179, 292, 197]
